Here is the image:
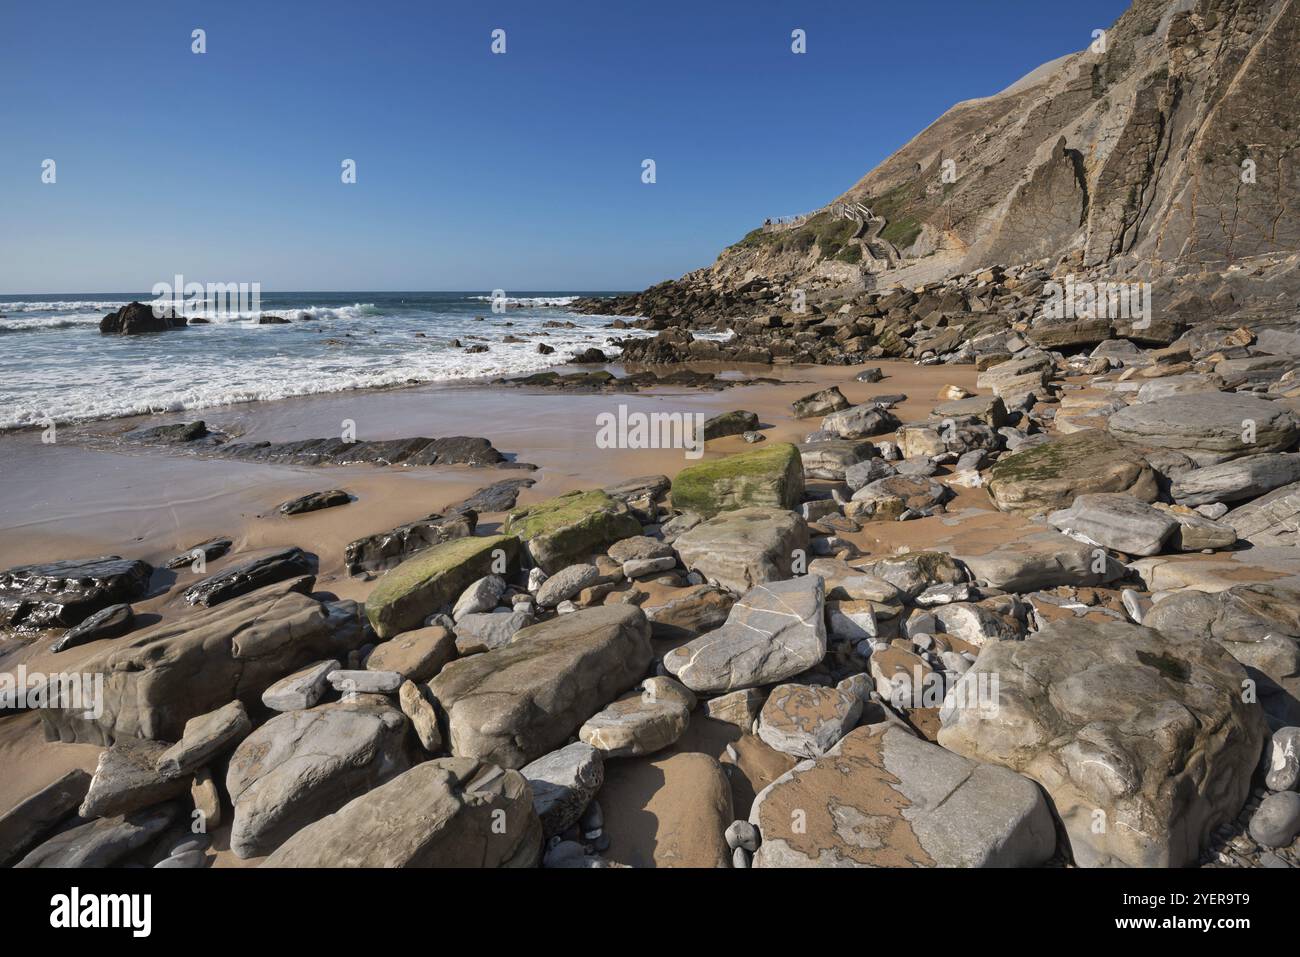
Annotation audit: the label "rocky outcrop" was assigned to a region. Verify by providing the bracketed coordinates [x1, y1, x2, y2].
[40, 579, 366, 745]
[182, 547, 314, 606]
[262, 759, 541, 867]
[938, 618, 1266, 868]
[227, 700, 412, 858]
[344, 511, 476, 576]
[428, 605, 653, 769]
[99, 301, 186, 335]
[1107, 394, 1300, 466]
[750, 724, 1056, 867]
[0, 556, 151, 632]
[986, 430, 1157, 514]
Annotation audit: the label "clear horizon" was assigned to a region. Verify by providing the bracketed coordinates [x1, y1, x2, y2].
[1, 0, 1130, 293]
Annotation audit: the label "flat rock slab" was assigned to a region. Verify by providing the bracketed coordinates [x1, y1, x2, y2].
[226, 700, 411, 858]
[15, 806, 177, 868]
[0, 556, 152, 631]
[40, 580, 365, 745]
[1108, 393, 1300, 466]
[261, 659, 339, 712]
[453, 609, 534, 654]
[214, 435, 508, 468]
[156, 700, 252, 776]
[960, 530, 1124, 592]
[183, 547, 314, 607]
[504, 490, 642, 574]
[663, 576, 826, 693]
[986, 429, 1158, 514]
[1171, 453, 1300, 507]
[522, 742, 605, 839]
[821, 404, 900, 439]
[428, 604, 652, 769]
[447, 478, 537, 514]
[1225, 479, 1300, 546]
[1047, 492, 1179, 556]
[365, 534, 519, 639]
[0, 769, 92, 867]
[672, 506, 809, 595]
[262, 758, 541, 867]
[579, 684, 691, 758]
[345, 511, 476, 577]
[757, 683, 862, 759]
[792, 387, 850, 419]
[938, 618, 1266, 867]
[277, 489, 351, 515]
[750, 724, 1055, 867]
[79, 739, 190, 819]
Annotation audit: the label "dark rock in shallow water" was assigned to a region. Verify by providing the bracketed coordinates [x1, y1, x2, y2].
[215, 435, 507, 468]
[257, 315, 289, 324]
[125, 421, 211, 444]
[50, 603, 134, 652]
[182, 547, 314, 607]
[0, 556, 152, 631]
[277, 489, 352, 516]
[99, 301, 187, 335]
[345, 511, 476, 577]
[447, 479, 536, 514]
[163, 537, 232, 570]
[571, 347, 609, 363]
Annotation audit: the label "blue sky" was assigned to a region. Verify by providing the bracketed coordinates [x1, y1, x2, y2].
[0, 0, 1131, 292]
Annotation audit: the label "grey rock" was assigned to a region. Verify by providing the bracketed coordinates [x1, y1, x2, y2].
[50, 603, 134, 652]
[226, 700, 411, 858]
[672, 506, 809, 595]
[1248, 791, 1300, 848]
[79, 740, 190, 819]
[663, 576, 826, 693]
[1265, 727, 1300, 792]
[156, 700, 252, 776]
[261, 659, 340, 712]
[757, 683, 863, 758]
[182, 547, 313, 607]
[15, 805, 177, 868]
[452, 575, 507, 620]
[1171, 453, 1300, 507]
[328, 669, 402, 694]
[0, 556, 151, 632]
[0, 769, 92, 867]
[1047, 493, 1179, 556]
[453, 609, 534, 654]
[1107, 393, 1300, 466]
[521, 742, 605, 839]
[535, 563, 601, 607]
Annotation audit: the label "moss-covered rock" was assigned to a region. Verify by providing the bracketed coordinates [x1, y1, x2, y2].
[366, 534, 520, 638]
[504, 490, 642, 574]
[670, 443, 804, 518]
[986, 429, 1157, 515]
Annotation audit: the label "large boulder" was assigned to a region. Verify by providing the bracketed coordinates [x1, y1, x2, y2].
[1046, 493, 1179, 556]
[0, 556, 151, 631]
[504, 490, 641, 574]
[670, 443, 804, 518]
[0, 770, 92, 867]
[1170, 453, 1300, 507]
[262, 758, 541, 867]
[427, 605, 652, 769]
[791, 387, 850, 419]
[364, 534, 519, 638]
[1107, 393, 1300, 466]
[521, 742, 604, 839]
[671, 506, 809, 594]
[703, 410, 759, 440]
[986, 430, 1157, 514]
[39, 580, 366, 745]
[226, 700, 411, 858]
[663, 576, 826, 693]
[750, 724, 1056, 867]
[820, 404, 900, 439]
[99, 301, 186, 335]
[938, 618, 1267, 868]
[960, 530, 1125, 592]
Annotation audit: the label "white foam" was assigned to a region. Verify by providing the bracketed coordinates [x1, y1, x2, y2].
[465, 295, 578, 306]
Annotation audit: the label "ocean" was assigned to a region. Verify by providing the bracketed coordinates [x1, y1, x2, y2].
[0, 292, 641, 431]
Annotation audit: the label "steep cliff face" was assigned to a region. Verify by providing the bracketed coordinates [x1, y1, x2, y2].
[697, 0, 1297, 291]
